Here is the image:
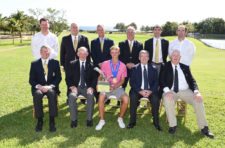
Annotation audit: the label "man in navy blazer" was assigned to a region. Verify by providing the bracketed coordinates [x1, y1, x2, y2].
[160, 50, 214, 138]
[60, 23, 90, 72]
[127, 50, 162, 131]
[29, 45, 62, 132]
[66, 47, 98, 128]
[91, 24, 114, 67]
[119, 26, 143, 89]
[144, 25, 169, 74]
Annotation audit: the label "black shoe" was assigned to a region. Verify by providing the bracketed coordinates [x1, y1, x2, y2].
[49, 123, 56, 132]
[168, 126, 177, 134]
[127, 123, 136, 129]
[105, 99, 111, 105]
[71, 120, 77, 128]
[154, 124, 162, 131]
[86, 120, 93, 127]
[117, 101, 121, 106]
[201, 126, 214, 139]
[35, 120, 43, 132]
[80, 99, 86, 104]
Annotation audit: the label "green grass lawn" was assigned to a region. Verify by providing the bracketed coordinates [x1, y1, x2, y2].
[0, 32, 225, 147]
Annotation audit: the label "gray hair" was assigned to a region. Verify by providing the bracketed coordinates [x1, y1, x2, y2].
[77, 46, 88, 53]
[126, 26, 136, 34]
[139, 50, 149, 57]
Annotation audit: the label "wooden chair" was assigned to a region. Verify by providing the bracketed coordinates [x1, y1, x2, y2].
[137, 97, 163, 115]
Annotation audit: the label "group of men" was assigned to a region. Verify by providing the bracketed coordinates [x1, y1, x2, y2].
[29, 18, 214, 138]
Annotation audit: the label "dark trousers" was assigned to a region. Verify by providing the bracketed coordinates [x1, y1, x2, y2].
[33, 89, 58, 118]
[129, 90, 160, 125]
[122, 68, 131, 89]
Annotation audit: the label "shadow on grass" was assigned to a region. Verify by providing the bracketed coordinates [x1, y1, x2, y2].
[0, 103, 204, 147]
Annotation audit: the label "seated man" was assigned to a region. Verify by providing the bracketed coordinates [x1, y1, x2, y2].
[160, 50, 214, 138]
[128, 50, 162, 131]
[66, 47, 98, 128]
[95, 45, 129, 130]
[29, 45, 62, 132]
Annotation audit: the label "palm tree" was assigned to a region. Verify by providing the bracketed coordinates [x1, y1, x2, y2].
[6, 17, 18, 44]
[11, 11, 28, 43]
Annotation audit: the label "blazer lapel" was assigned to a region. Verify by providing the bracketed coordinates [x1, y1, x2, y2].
[38, 59, 46, 83]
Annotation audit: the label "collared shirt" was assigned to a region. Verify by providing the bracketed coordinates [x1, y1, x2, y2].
[128, 40, 134, 48]
[99, 37, 105, 45]
[79, 60, 86, 86]
[31, 31, 59, 59]
[163, 63, 189, 93]
[141, 64, 149, 90]
[169, 38, 196, 66]
[152, 37, 163, 63]
[101, 60, 127, 85]
[71, 34, 79, 44]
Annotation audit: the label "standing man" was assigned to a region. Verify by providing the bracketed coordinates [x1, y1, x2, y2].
[169, 25, 196, 66]
[160, 50, 214, 138]
[29, 45, 62, 132]
[60, 23, 90, 72]
[91, 24, 114, 68]
[31, 18, 59, 59]
[127, 50, 161, 131]
[95, 46, 129, 131]
[144, 25, 169, 75]
[66, 47, 98, 128]
[119, 26, 143, 89]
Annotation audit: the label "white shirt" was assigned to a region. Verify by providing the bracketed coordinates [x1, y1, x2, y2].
[163, 64, 189, 93]
[153, 37, 163, 63]
[169, 38, 196, 66]
[99, 37, 105, 45]
[141, 64, 149, 90]
[31, 31, 59, 59]
[79, 60, 86, 86]
[128, 40, 134, 48]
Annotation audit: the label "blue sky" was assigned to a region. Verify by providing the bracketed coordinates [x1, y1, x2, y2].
[0, 0, 224, 28]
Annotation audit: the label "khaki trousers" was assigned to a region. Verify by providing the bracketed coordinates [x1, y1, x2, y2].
[163, 89, 208, 129]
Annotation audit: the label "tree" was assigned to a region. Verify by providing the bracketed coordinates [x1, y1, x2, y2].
[45, 8, 68, 36]
[114, 22, 126, 32]
[161, 21, 178, 36]
[181, 21, 195, 33]
[197, 17, 225, 34]
[127, 22, 137, 30]
[11, 11, 28, 43]
[6, 17, 18, 44]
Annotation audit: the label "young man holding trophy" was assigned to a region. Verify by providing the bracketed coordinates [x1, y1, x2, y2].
[95, 45, 129, 131]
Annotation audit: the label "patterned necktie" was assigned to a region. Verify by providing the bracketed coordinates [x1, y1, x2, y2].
[74, 37, 78, 51]
[80, 62, 85, 88]
[143, 66, 148, 90]
[174, 66, 179, 93]
[155, 39, 159, 63]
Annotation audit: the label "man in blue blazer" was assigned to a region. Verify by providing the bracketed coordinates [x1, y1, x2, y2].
[91, 24, 114, 68]
[127, 50, 162, 131]
[29, 45, 62, 132]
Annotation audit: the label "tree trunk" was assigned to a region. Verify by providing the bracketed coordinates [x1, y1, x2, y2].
[12, 31, 14, 45]
[20, 32, 22, 43]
